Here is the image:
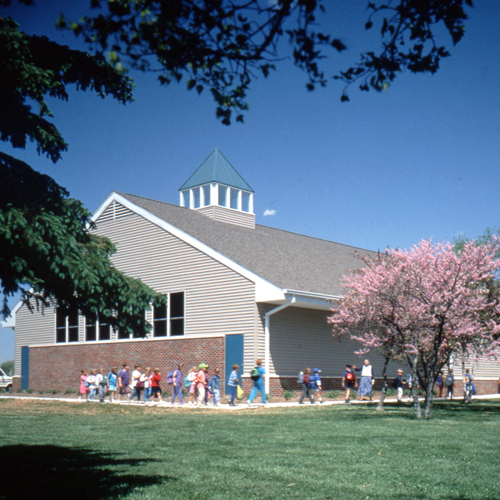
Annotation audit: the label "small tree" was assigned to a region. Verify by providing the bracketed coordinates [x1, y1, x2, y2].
[329, 239, 500, 419]
[0, 360, 14, 376]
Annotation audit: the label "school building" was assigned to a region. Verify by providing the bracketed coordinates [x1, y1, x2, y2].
[8, 150, 499, 395]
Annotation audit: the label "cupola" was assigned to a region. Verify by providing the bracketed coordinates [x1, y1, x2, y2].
[178, 149, 255, 229]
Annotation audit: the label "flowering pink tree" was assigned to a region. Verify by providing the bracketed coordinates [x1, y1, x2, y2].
[329, 239, 500, 419]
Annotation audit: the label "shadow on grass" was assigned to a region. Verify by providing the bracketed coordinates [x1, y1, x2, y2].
[0, 444, 174, 500]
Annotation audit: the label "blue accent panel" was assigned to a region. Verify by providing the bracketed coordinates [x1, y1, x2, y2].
[225, 334, 244, 395]
[21, 346, 29, 390]
[179, 149, 254, 192]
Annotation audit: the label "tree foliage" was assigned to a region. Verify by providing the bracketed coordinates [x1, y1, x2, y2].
[0, 359, 14, 376]
[0, 17, 165, 334]
[58, 0, 473, 123]
[329, 239, 500, 419]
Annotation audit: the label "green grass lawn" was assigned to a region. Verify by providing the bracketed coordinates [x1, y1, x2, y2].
[1, 399, 499, 500]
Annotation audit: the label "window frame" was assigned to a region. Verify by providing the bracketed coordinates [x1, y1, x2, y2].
[152, 291, 185, 337]
[55, 305, 79, 343]
[85, 313, 112, 342]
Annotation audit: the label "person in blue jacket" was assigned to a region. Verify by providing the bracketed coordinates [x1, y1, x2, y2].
[247, 359, 266, 406]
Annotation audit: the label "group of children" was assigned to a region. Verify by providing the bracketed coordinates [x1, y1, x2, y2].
[79, 365, 163, 404]
[79, 362, 226, 406]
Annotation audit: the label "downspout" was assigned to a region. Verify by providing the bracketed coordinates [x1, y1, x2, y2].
[264, 297, 296, 395]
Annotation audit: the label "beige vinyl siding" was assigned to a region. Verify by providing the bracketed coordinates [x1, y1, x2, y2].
[94, 207, 255, 337]
[258, 304, 403, 378]
[452, 358, 500, 379]
[14, 301, 55, 377]
[196, 205, 255, 229]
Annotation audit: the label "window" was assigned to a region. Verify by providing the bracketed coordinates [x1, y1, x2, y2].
[218, 185, 228, 207]
[86, 314, 111, 342]
[242, 191, 250, 212]
[170, 292, 184, 336]
[153, 301, 167, 337]
[85, 315, 97, 342]
[56, 306, 79, 343]
[202, 185, 211, 206]
[181, 190, 189, 207]
[152, 292, 184, 337]
[193, 187, 201, 208]
[230, 188, 239, 210]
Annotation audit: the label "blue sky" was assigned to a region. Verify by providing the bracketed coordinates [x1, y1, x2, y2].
[1, 1, 500, 360]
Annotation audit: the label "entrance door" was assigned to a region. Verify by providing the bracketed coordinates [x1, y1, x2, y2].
[225, 334, 243, 394]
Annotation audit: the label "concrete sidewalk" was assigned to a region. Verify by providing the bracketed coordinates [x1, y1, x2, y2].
[2, 393, 499, 410]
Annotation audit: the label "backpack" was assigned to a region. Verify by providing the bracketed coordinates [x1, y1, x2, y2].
[445, 374, 453, 386]
[471, 384, 477, 395]
[346, 371, 355, 383]
[184, 375, 191, 388]
[297, 372, 304, 384]
[100, 375, 108, 386]
[309, 374, 317, 389]
[167, 371, 175, 385]
[250, 367, 260, 381]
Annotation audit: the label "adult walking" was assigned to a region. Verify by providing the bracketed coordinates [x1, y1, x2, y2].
[355, 359, 375, 401]
[247, 359, 266, 406]
[171, 363, 184, 405]
[117, 364, 130, 402]
[298, 367, 315, 404]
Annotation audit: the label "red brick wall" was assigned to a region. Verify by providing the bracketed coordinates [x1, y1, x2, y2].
[28, 337, 225, 392]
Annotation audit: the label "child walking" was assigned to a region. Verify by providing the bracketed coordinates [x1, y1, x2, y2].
[228, 364, 239, 406]
[79, 370, 88, 400]
[342, 364, 356, 404]
[209, 368, 222, 406]
[151, 368, 163, 404]
[107, 367, 118, 403]
[86, 370, 97, 401]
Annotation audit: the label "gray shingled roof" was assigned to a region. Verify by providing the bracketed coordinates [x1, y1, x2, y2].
[119, 193, 375, 296]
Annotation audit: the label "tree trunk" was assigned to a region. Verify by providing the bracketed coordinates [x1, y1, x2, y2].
[462, 354, 470, 404]
[411, 357, 422, 419]
[376, 354, 391, 411]
[424, 377, 435, 419]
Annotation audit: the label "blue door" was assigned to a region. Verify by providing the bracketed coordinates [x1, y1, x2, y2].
[225, 334, 244, 394]
[21, 346, 29, 390]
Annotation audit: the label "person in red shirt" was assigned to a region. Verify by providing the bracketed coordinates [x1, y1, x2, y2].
[151, 368, 163, 405]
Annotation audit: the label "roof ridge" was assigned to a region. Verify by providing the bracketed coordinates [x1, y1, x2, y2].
[117, 192, 373, 253]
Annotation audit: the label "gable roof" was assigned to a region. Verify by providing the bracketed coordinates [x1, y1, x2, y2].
[178, 149, 254, 193]
[114, 192, 375, 298]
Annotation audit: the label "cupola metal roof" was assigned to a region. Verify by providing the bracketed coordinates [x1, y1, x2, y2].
[178, 149, 254, 193]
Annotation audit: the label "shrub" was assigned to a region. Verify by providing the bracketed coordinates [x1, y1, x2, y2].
[326, 390, 340, 399]
[385, 388, 396, 397]
[265, 393, 271, 401]
[16, 388, 24, 393]
[65, 389, 76, 394]
[38, 390, 45, 394]
[26, 388, 33, 394]
[283, 390, 294, 401]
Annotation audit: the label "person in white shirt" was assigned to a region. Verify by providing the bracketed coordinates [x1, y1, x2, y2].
[355, 359, 375, 401]
[128, 364, 143, 402]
